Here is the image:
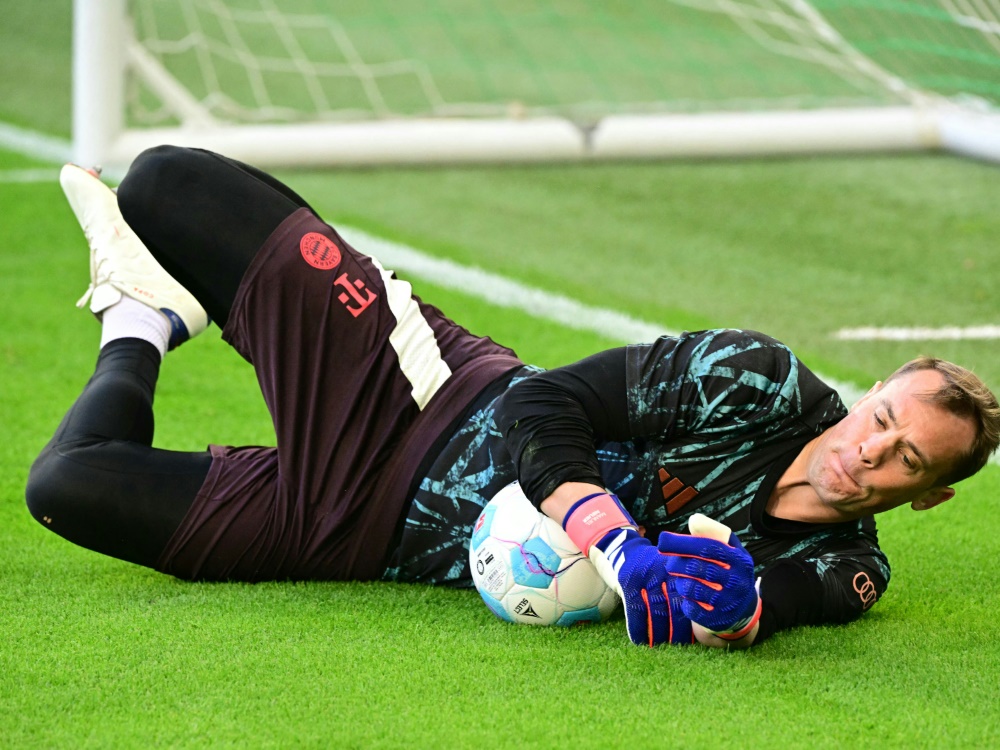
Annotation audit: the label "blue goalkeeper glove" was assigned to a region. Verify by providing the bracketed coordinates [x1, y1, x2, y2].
[595, 528, 694, 646]
[656, 528, 761, 640]
[563, 493, 693, 647]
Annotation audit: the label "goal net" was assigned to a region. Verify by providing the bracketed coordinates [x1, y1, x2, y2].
[73, 0, 1000, 168]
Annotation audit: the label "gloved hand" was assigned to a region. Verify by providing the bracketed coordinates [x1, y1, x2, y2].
[594, 527, 693, 646]
[562, 493, 692, 647]
[656, 526, 761, 640]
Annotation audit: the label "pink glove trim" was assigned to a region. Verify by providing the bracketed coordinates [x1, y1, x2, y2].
[563, 493, 635, 555]
[712, 596, 763, 641]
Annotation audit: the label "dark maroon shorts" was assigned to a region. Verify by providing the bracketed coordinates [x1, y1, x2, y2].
[156, 209, 522, 582]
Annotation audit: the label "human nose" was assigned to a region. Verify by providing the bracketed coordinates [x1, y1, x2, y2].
[859, 432, 892, 467]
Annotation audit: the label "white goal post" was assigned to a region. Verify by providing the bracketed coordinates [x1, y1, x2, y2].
[72, 0, 1000, 169]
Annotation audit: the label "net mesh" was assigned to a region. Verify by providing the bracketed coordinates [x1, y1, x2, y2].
[126, 0, 1000, 128]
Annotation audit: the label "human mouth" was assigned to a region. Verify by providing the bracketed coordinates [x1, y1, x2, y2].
[831, 452, 861, 491]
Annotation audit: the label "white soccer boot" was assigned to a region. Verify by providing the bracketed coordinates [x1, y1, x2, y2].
[61, 163, 210, 350]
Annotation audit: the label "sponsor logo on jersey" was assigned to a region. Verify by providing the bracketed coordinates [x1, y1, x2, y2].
[299, 232, 342, 270]
[658, 467, 699, 515]
[334, 272, 378, 317]
[853, 571, 878, 609]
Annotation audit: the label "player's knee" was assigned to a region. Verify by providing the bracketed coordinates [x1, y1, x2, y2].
[118, 145, 195, 230]
[25, 444, 101, 532]
[24, 447, 67, 531]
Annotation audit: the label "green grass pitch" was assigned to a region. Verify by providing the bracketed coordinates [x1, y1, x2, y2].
[2, 3, 1000, 748]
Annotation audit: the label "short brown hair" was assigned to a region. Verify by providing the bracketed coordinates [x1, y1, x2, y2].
[884, 357, 1000, 486]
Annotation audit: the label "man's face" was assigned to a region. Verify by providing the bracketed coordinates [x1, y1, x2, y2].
[805, 369, 976, 519]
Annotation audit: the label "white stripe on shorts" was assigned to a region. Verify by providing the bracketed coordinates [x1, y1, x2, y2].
[369, 255, 452, 410]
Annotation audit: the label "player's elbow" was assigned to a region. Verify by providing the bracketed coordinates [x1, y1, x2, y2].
[837, 569, 885, 623]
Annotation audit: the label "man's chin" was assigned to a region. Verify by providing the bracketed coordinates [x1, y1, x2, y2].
[818, 490, 866, 514]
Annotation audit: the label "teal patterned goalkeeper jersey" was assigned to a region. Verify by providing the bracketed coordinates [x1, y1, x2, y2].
[384, 329, 890, 635]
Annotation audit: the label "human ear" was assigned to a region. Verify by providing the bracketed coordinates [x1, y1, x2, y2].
[911, 487, 955, 511]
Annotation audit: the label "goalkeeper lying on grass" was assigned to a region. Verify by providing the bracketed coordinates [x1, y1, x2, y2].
[26, 147, 1000, 649]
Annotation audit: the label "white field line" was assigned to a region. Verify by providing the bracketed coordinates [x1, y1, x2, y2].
[835, 325, 1000, 341]
[0, 122, 72, 164]
[340, 225, 867, 407]
[341, 227, 671, 343]
[0, 168, 61, 183]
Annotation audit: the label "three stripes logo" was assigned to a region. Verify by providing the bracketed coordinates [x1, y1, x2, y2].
[658, 467, 698, 515]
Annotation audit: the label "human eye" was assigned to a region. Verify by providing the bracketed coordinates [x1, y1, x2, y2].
[899, 451, 920, 472]
[874, 412, 886, 429]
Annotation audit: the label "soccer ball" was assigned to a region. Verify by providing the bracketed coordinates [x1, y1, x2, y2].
[469, 482, 620, 627]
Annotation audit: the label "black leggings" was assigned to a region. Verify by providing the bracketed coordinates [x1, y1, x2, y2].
[119, 146, 315, 328]
[26, 146, 313, 569]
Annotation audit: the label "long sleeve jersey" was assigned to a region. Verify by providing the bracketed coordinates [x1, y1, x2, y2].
[384, 329, 890, 642]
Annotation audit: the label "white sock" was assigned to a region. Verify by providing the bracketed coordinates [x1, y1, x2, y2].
[99, 295, 170, 357]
